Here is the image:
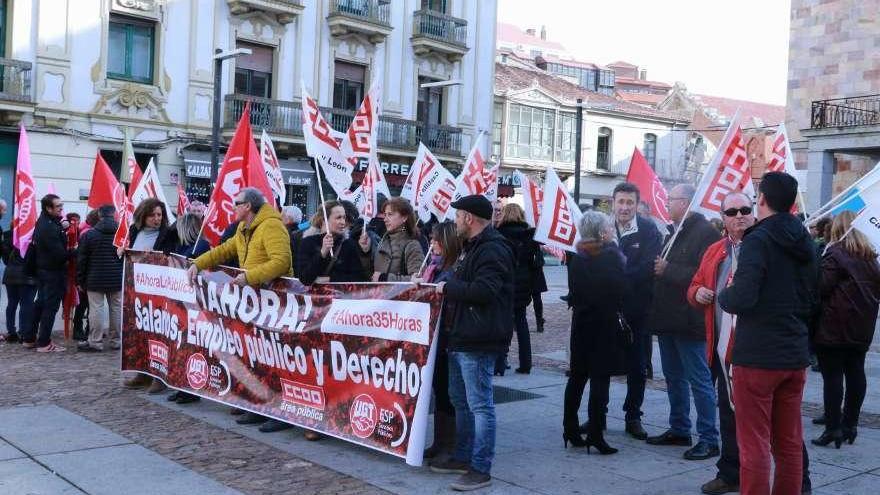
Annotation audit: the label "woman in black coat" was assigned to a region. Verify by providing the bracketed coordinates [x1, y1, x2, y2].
[563, 210, 627, 455]
[496, 204, 539, 375]
[811, 211, 880, 448]
[296, 200, 368, 284]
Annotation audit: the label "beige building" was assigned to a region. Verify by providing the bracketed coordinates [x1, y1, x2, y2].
[787, 0, 880, 209]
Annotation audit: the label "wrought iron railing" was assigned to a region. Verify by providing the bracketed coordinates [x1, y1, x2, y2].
[412, 9, 467, 47]
[224, 94, 462, 155]
[0, 58, 33, 103]
[811, 94, 880, 129]
[329, 0, 390, 25]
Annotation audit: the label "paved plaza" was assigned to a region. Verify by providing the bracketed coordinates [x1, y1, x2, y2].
[3, 266, 880, 494]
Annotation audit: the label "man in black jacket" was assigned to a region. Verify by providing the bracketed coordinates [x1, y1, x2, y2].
[718, 172, 816, 494]
[77, 205, 123, 352]
[608, 182, 662, 439]
[647, 184, 721, 461]
[23, 194, 71, 352]
[429, 195, 514, 492]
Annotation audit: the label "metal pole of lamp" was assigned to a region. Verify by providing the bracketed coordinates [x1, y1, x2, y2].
[574, 98, 584, 206]
[210, 47, 252, 184]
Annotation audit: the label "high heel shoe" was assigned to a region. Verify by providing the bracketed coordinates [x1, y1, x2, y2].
[842, 426, 858, 445]
[811, 428, 843, 449]
[563, 431, 588, 448]
[585, 435, 618, 455]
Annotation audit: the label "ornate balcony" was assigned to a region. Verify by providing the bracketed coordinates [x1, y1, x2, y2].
[327, 0, 392, 44]
[224, 94, 462, 156]
[811, 94, 880, 129]
[411, 9, 468, 62]
[0, 58, 34, 124]
[226, 0, 304, 24]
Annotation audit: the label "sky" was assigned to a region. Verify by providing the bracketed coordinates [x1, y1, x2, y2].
[496, 0, 792, 105]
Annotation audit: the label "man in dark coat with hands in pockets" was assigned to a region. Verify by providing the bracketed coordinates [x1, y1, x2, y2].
[429, 194, 514, 492]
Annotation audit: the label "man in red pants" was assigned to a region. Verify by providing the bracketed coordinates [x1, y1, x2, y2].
[718, 172, 818, 495]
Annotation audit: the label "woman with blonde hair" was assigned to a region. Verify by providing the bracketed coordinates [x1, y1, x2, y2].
[811, 210, 880, 448]
[495, 203, 541, 375]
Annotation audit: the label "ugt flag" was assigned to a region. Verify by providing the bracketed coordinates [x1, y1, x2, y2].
[302, 82, 353, 196]
[514, 170, 542, 228]
[12, 124, 37, 257]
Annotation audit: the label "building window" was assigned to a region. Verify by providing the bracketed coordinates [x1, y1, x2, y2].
[492, 102, 503, 158]
[417, 75, 444, 126]
[597, 127, 612, 170]
[107, 15, 155, 84]
[421, 0, 447, 13]
[506, 104, 554, 161]
[334, 61, 366, 111]
[234, 41, 273, 98]
[555, 112, 575, 162]
[643, 133, 657, 168]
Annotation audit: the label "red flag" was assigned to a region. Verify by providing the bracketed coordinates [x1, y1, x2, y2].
[177, 181, 190, 217]
[129, 160, 144, 192]
[625, 147, 670, 224]
[202, 101, 273, 246]
[88, 153, 126, 212]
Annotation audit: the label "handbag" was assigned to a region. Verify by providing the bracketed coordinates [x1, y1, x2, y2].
[617, 311, 634, 346]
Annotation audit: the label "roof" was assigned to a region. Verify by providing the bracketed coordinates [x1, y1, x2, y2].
[692, 93, 785, 127]
[617, 92, 668, 106]
[538, 53, 604, 70]
[496, 22, 567, 52]
[494, 63, 687, 122]
[615, 77, 672, 90]
[606, 61, 638, 68]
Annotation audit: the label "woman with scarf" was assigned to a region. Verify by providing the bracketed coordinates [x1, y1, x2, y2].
[361, 197, 424, 282]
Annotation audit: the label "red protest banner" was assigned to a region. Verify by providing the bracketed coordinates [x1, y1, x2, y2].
[121, 251, 442, 465]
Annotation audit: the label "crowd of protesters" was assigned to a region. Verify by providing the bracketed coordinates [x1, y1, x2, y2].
[2, 169, 879, 493]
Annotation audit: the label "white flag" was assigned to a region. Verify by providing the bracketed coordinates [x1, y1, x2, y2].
[301, 82, 353, 196]
[404, 143, 453, 222]
[515, 171, 543, 228]
[446, 133, 489, 220]
[260, 129, 286, 205]
[690, 111, 756, 219]
[482, 164, 500, 203]
[534, 168, 582, 253]
[851, 179, 880, 250]
[340, 83, 381, 170]
[130, 158, 176, 224]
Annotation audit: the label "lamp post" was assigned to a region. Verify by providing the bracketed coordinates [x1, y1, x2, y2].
[419, 78, 463, 149]
[211, 47, 252, 183]
[573, 98, 584, 206]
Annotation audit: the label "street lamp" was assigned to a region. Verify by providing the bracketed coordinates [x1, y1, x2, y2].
[419, 79, 463, 149]
[573, 98, 585, 206]
[211, 47, 252, 183]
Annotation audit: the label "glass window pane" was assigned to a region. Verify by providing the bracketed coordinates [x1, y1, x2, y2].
[107, 23, 127, 75]
[251, 71, 270, 98]
[509, 105, 519, 125]
[235, 69, 249, 94]
[130, 25, 153, 81]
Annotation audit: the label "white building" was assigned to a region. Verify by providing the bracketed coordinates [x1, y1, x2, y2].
[0, 0, 497, 224]
[492, 55, 689, 207]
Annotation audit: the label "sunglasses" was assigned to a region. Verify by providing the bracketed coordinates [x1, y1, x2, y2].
[234, 200, 248, 206]
[723, 206, 752, 217]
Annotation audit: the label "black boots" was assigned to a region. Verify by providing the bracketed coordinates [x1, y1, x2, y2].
[424, 412, 456, 459]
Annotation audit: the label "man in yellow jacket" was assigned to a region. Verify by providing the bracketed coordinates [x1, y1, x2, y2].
[186, 187, 292, 286]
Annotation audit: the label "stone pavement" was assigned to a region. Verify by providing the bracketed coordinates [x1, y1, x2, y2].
[2, 266, 880, 494]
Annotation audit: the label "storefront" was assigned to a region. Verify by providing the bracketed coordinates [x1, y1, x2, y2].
[350, 154, 461, 198]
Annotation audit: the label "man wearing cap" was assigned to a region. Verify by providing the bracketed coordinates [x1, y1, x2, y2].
[429, 194, 514, 492]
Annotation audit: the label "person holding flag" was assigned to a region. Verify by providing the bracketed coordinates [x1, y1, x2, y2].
[646, 184, 721, 460]
[359, 197, 424, 282]
[718, 172, 818, 495]
[687, 191, 813, 494]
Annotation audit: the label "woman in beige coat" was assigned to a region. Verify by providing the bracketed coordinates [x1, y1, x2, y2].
[361, 197, 425, 281]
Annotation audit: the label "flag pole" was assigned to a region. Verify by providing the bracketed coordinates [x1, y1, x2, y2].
[416, 249, 432, 278]
[313, 156, 334, 258]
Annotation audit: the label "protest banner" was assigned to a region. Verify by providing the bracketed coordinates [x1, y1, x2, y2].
[121, 251, 442, 465]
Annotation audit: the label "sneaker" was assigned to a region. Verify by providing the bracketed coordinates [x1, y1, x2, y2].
[429, 458, 470, 475]
[701, 477, 739, 495]
[36, 342, 66, 353]
[450, 471, 492, 491]
[684, 442, 720, 460]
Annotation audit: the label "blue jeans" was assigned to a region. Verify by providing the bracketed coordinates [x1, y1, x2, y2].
[658, 335, 719, 446]
[4, 284, 37, 337]
[448, 351, 497, 475]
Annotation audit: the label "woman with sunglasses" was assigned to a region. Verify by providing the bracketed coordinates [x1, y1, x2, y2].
[414, 221, 463, 461]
